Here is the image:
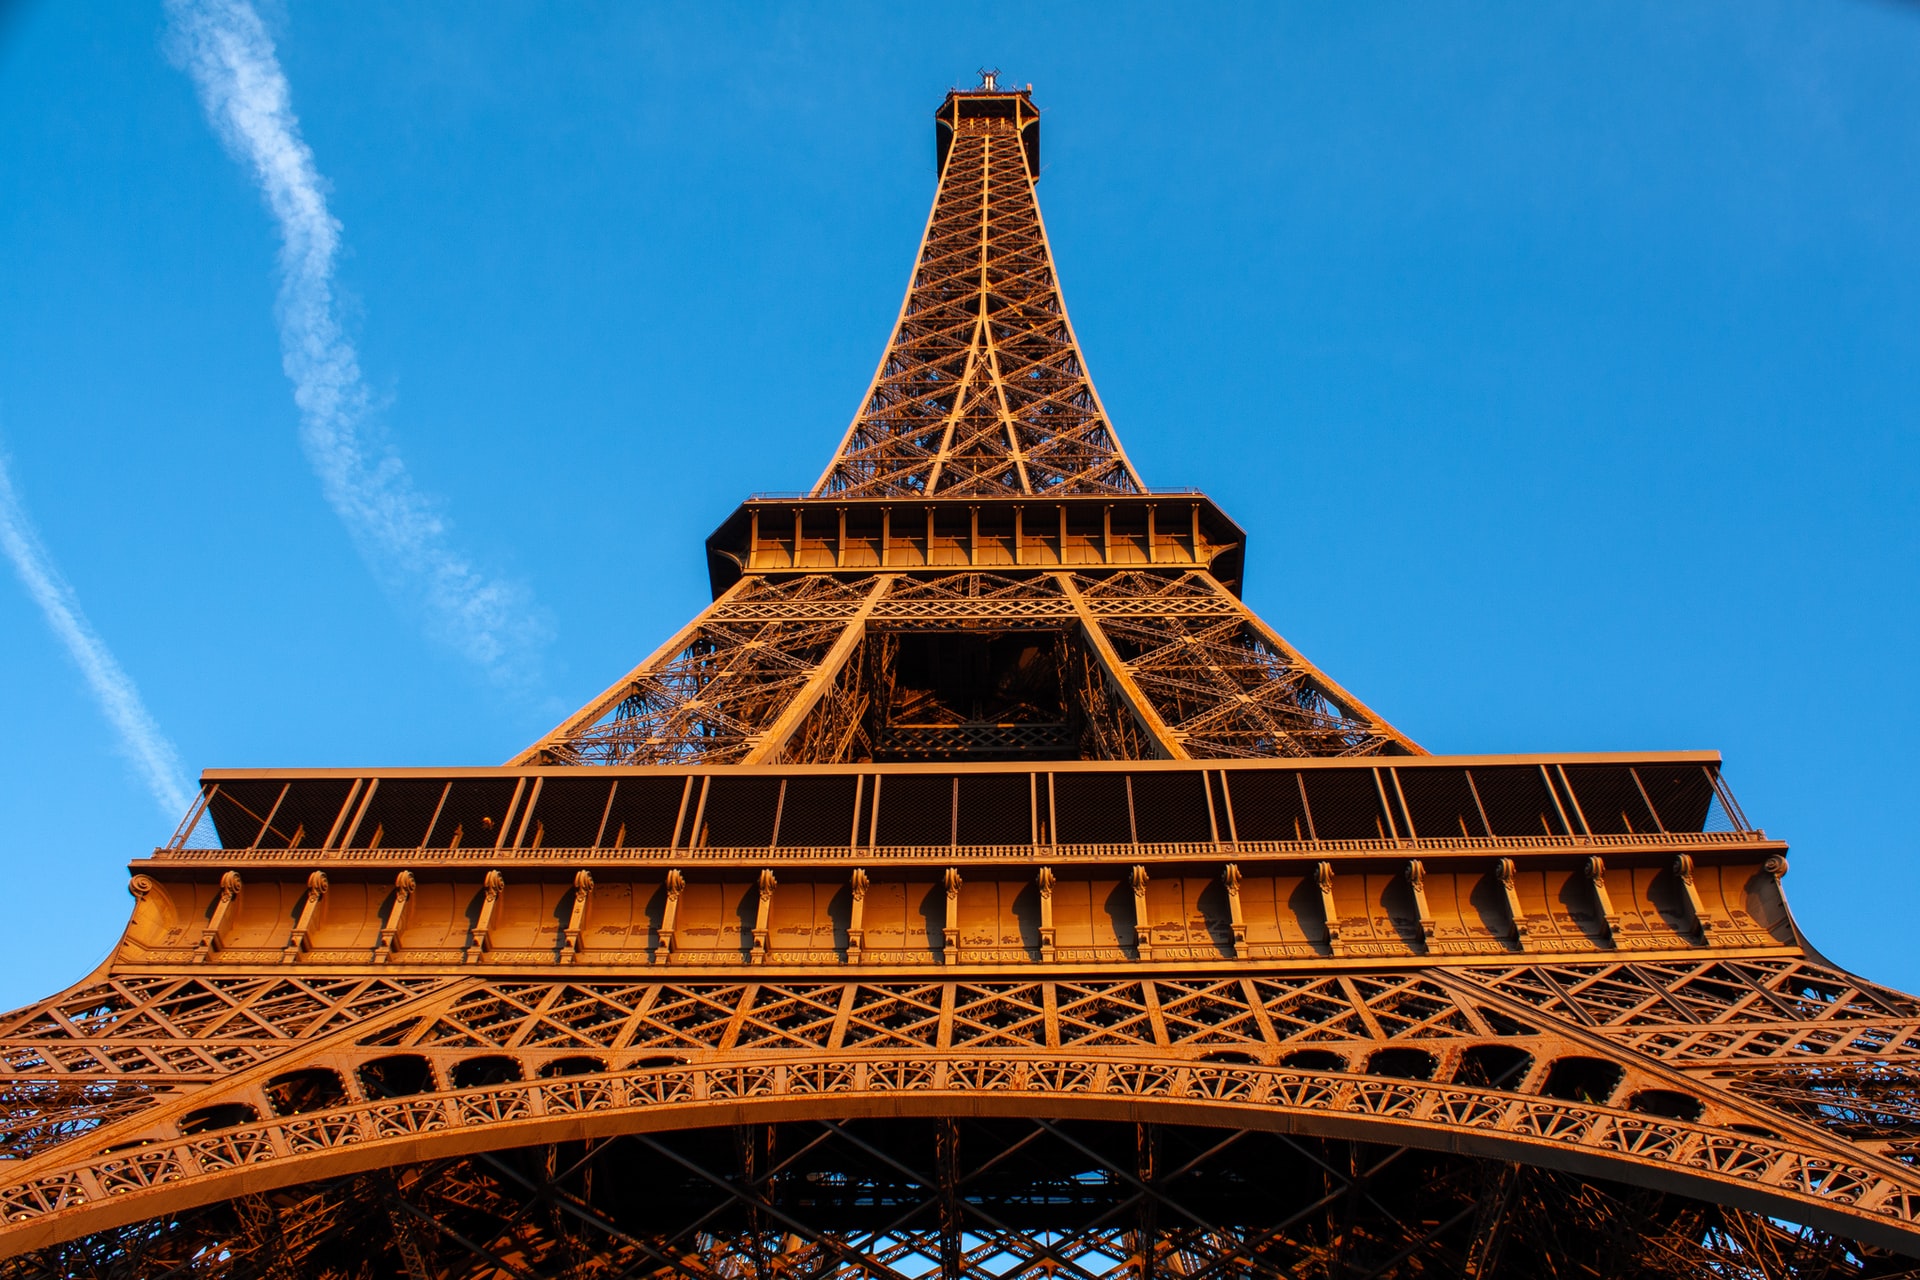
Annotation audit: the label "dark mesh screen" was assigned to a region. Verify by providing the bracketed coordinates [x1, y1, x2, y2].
[205, 780, 286, 848]
[348, 779, 447, 850]
[602, 777, 689, 849]
[956, 773, 1032, 846]
[260, 779, 357, 850]
[428, 779, 521, 851]
[1053, 773, 1131, 844]
[776, 775, 860, 848]
[1300, 770, 1387, 841]
[1130, 772, 1211, 844]
[1222, 771, 1310, 842]
[874, 774, 954, 847]
[527, 777, 617, 849]
[1468, 767, 1564, 838]
[704, 776, 783, 848]
[1395, 768, 1485, 840]
[1634, 765, 1717, 833]
[1562, 765, 1660, 836]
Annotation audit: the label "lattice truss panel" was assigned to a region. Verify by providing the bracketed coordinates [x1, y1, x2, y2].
[815, 113, 1142, 498]
[4, 957, 1920, 1256]
[9, 1121, 1914, 1280]
[785, 572, 1151, 763]
[849, 573, 1084, 762]
[530, 570, 1406, 765]
[1451, 959, 1920, 1163]
[538, 576, 883, 766]
[1073, 571, 1402, 758]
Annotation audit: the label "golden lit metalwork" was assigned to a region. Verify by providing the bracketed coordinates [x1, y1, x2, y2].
[2, 78, 1916, 1277]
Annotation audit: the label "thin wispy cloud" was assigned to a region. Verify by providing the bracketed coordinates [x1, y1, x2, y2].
[165, 0, 546, 688]
[0, 454, 194, 818]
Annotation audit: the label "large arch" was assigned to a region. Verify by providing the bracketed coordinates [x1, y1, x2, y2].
[2, 1053, 1916, 1257]
[6, 1114, 1916, 1279]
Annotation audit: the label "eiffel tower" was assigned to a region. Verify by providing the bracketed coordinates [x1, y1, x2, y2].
[3, 76, 1918, 1279]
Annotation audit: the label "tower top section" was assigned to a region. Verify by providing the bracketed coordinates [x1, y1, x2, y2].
[935, 78, 1040, 176]
[814, 82, 1141, 499]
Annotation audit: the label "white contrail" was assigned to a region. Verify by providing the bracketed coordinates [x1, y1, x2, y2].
[0, 454, 195, 818]
[165, 0, 546, 687]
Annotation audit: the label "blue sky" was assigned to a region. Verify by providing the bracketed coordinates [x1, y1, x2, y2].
[0, 2, 1915, 1009]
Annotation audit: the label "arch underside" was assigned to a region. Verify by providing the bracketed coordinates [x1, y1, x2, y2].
[3, 959, 1920, 1264]
[5, 1113, 1916, 1280]
[3, 1053, 1919, 1263]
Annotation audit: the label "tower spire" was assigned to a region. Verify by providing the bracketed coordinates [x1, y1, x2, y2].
[813, 84, 1144, 498]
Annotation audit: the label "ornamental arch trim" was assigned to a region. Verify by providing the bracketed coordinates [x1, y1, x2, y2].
[4, 1054, 1918, 1257]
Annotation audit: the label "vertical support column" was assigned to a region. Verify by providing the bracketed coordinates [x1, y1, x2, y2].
[374, 870, 416, 963]
[1315, 862, 1344, 957]
[1131, 865, 1153, 961]
[282, 872, 328, 962]
[1763, 855, 1791, 930]
[512, 777, 545, 849]
[494, 779, 527, 851]
[194, 871, 242, 963]
[1136, 1122, 1161, 1280]
[1036, 866, 1056, 962]
[1405, 860, 1435, 943]
[561, 870, 595, 964]
[1585, 856, 1621, 945]
[1494, 858, 1529, 948]
[936, 1119, 963, 1280]
[466, 871, 504, 963]
[656, 869, 685, 964]
[1221, 863, 1246, 954]
[1373, 769, 1401, 842]
[847, 869, 869, 964]
[942, 867, 962, 964]
[753, 869, 777, 965]
[1556, 764, 1592, 836]
[1673, 854, 1714, 940]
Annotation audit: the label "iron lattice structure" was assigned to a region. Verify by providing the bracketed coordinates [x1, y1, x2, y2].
[3, 79, 1918, 1279]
